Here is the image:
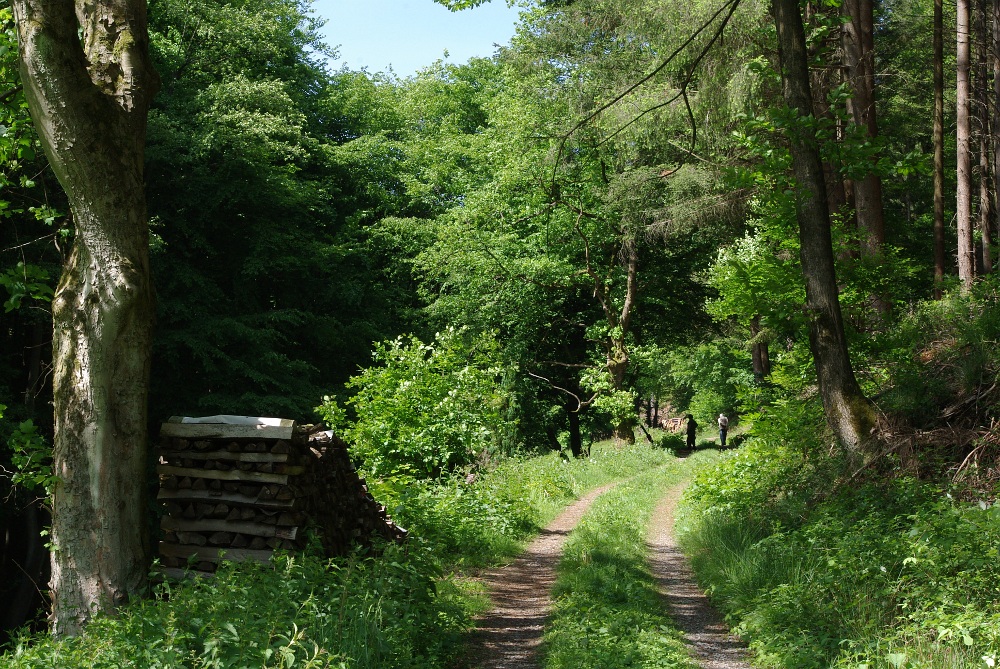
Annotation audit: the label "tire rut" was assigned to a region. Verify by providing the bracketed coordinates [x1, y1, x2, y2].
[647, 482, 753, 669]
[461, 482, 618, 669]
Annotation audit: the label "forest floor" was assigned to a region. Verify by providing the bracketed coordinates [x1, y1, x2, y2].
[461, 474, 753, 669]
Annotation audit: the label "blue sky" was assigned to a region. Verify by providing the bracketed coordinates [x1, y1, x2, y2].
[310, 1, 523, 76]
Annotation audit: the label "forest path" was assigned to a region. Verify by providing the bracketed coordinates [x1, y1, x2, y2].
[462, 464, 753, 669]
[461, 481, 619, 669]
[647, 482, 753, 669]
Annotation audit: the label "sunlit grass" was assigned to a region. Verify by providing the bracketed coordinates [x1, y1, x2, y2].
[676, 439, 1000, 669]
[542, 450, 722, 669]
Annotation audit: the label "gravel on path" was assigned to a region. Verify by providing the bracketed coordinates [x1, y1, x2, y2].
[461, 482, 619, 669]
[647, 483, 754, 669]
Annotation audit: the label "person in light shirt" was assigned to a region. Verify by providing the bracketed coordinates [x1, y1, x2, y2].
[718, 413, 729, 447]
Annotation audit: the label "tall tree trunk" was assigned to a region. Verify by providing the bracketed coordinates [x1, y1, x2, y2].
[842, 0, 886, 255]
[580, 222, 639, 444]
[772, 0, 877, 454]
[978, 0, 994, 274]
[567, 408, 583, 458]
[994, 0, 1000, 269]
[12, 0, 158, 636]
[750, 315, 771, 381]
[958, 0, 977, 289]
[935, 0, 947, 297]
[609, 243, 637, 443]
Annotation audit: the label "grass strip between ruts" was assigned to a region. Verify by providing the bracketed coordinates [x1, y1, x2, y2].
[542, 449, 723, 669]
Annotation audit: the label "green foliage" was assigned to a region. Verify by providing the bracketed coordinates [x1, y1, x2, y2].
[677, 425, 1000, 669]
[656, 430, 686, 452]
[660, 342, 749, 426]
[317, 329, 511, 478]
[5, 418, 56, 499]
[369, 475, 536, 568]
[544, 454, 720, 669]
[874, 280, 1000, 426]
[0, 262, 54, 313]
[3, 547, 467, 668]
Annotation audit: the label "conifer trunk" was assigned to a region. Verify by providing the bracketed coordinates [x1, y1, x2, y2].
[994, 0, 1000, 262]
[842, 0, 886, 255]
[935, 0, 947, 297]
[958, 0, 977, 289]
[977, 0, 993, 273]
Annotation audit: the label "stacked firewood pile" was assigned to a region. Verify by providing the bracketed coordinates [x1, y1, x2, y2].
[156, 416, 406, 578]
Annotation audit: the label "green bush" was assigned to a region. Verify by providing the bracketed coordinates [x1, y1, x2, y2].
[656, 431, 686, 452]
[877, 280, 1000, 426]
[317, 328, 511, 478]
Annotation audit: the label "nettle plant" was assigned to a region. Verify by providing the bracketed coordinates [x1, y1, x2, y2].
[318, 328, 511, 479]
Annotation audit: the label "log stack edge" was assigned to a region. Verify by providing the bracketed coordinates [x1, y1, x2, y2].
[156, 417, 406, 578]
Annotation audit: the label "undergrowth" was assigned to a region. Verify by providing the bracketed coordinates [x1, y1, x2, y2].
[543, 450, 721, 669]
[1, 439, 679, 668]
[3, 544, 463, 669]
[677, 429, 1000, 669]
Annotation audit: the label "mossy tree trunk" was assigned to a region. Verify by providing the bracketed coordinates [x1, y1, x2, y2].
[11, 0, 158, 636]
[772, 0, 877, 454]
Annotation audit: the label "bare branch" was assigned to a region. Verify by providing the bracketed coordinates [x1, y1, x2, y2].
[552, 0, 743, 180]
[527, 371, 598, 411]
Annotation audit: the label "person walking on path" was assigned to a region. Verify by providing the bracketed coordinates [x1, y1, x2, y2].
[718, 414, 729, 447]
[686, 414, 697, 450]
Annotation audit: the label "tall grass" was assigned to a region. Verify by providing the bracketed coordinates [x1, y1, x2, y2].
[676, 437, 1000, 669]
[542, 450, 721, 669]
[3, 545, 465, 669]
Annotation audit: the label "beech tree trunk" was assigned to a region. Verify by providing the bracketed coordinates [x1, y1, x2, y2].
[772, 0, 877, 453]
[935, 0, 947, 297]
[958, 0, 977, 290]
[12, 0, 158, 636]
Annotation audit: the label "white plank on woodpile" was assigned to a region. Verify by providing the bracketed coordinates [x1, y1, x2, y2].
[160, 422, 295, 440]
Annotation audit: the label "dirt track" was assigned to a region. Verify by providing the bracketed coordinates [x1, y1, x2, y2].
[462, 476, 752, 669]
[462, 482, 618, 669]
[647, 483, 753, 669]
